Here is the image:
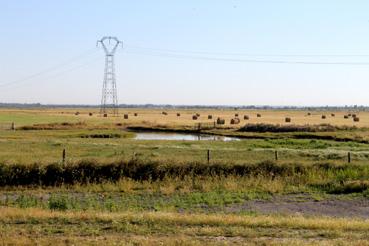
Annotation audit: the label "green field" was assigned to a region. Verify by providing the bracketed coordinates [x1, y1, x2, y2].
[1, 108, 369, 245]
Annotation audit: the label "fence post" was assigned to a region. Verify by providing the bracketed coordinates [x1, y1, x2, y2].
[62, 149, 66, 164]
[207, 149, 210, 163]
[11, 122, 15, 131]
[191, 169, 195, 189]
[348, 152, 351, 163]
[275, 150, 278, 161]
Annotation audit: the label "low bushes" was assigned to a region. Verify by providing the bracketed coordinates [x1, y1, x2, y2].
[80, 133, 121, 138]
[0, 160, 367, 187]
[238, 123, 356, 133]
[19, 122, 86, 130]
[310, 181, 369, 194]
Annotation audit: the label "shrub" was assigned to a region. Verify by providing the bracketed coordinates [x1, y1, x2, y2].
[0, 160, 367, 188]
[238, 123, 343, 133]
[48, 195, 69, 211]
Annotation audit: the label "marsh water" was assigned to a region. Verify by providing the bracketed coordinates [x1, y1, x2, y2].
[133, 132, 240, 141]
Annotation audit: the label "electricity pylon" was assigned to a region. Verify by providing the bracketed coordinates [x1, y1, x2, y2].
[97, 36, 122, 116]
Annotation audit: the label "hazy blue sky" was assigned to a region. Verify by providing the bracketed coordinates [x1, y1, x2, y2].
[1, 1, 369, 106]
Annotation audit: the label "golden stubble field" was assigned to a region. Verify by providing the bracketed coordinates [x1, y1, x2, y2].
[0, 107, 366, 128]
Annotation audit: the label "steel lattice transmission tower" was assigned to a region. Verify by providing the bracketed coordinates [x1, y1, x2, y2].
[97, 36, 122, 116]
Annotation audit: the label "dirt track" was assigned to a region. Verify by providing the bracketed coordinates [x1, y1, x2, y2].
[225, 194, 369, 219]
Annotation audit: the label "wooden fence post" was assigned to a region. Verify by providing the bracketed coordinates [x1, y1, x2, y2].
[275, 150, 278, 161]
[191, 169, 195, 189]
[11, 122, 15, 131]
[62, 149, 66, 164]
[207, 149, 210, 164]
[348, 152, 351, 163]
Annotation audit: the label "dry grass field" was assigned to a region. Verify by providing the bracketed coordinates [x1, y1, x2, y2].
[1, 207, 369, 245]
[0, 107, 366, 128]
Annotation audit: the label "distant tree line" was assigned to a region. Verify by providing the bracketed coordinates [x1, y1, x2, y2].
[0, 102, 367, 111]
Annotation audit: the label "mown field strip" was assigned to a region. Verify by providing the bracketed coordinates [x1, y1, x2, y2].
[1, 207, 369, 245]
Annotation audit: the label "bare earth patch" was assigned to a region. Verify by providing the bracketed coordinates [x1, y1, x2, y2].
[225, 194, 369, 218]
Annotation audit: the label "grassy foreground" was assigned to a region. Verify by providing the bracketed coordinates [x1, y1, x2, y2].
[1, 108, 369, 245]
[1, 207, 369, 245]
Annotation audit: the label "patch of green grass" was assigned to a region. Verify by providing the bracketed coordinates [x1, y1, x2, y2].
[0, 112, 78, 126]
[2, 125, 369, 165]
[1, 191, 261, 213]
[48, 195, 70, 211]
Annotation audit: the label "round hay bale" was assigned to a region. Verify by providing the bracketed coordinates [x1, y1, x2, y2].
[235, 113, 239, 117]
[348, 113, 352, 117]
[353, 117, 360, 122]
[244, 115, 249, 120]
[352, 114, 357, 118]
[103, 113, 107, 118]
[285, 117, 291, 123]
[257, 113, 261, 117]
[331, 113, 335, 117]
[307, 112, 311, 116]
[321, 115, 326, 119]
[344, 115, 349, 119]
[123, 114, 128, 119]
[162, 112, 168, 115]
[89, 112, 93, 116]
[216, 117, 225, 125]
[196, 113, 200, 117]
[75, 112, 80, 116]
[134, 113, 138, 117]
[230, 118, 240, 124]
[192, 115, 198, 120]
[208, 115, 212, 119]
[177, 113, 181, 117]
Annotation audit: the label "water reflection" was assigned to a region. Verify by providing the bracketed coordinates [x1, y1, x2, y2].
[134, 132, 240, 141]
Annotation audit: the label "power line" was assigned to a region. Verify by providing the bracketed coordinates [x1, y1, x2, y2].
[0, 48, 99, 87]
[126, 50, 369, 65]
[3, 42, 369, 91]
[0, 56, 101, 88]
[126, 44, 369, 58]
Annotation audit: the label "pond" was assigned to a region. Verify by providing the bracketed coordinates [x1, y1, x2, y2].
[133, 132, 240, 141]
